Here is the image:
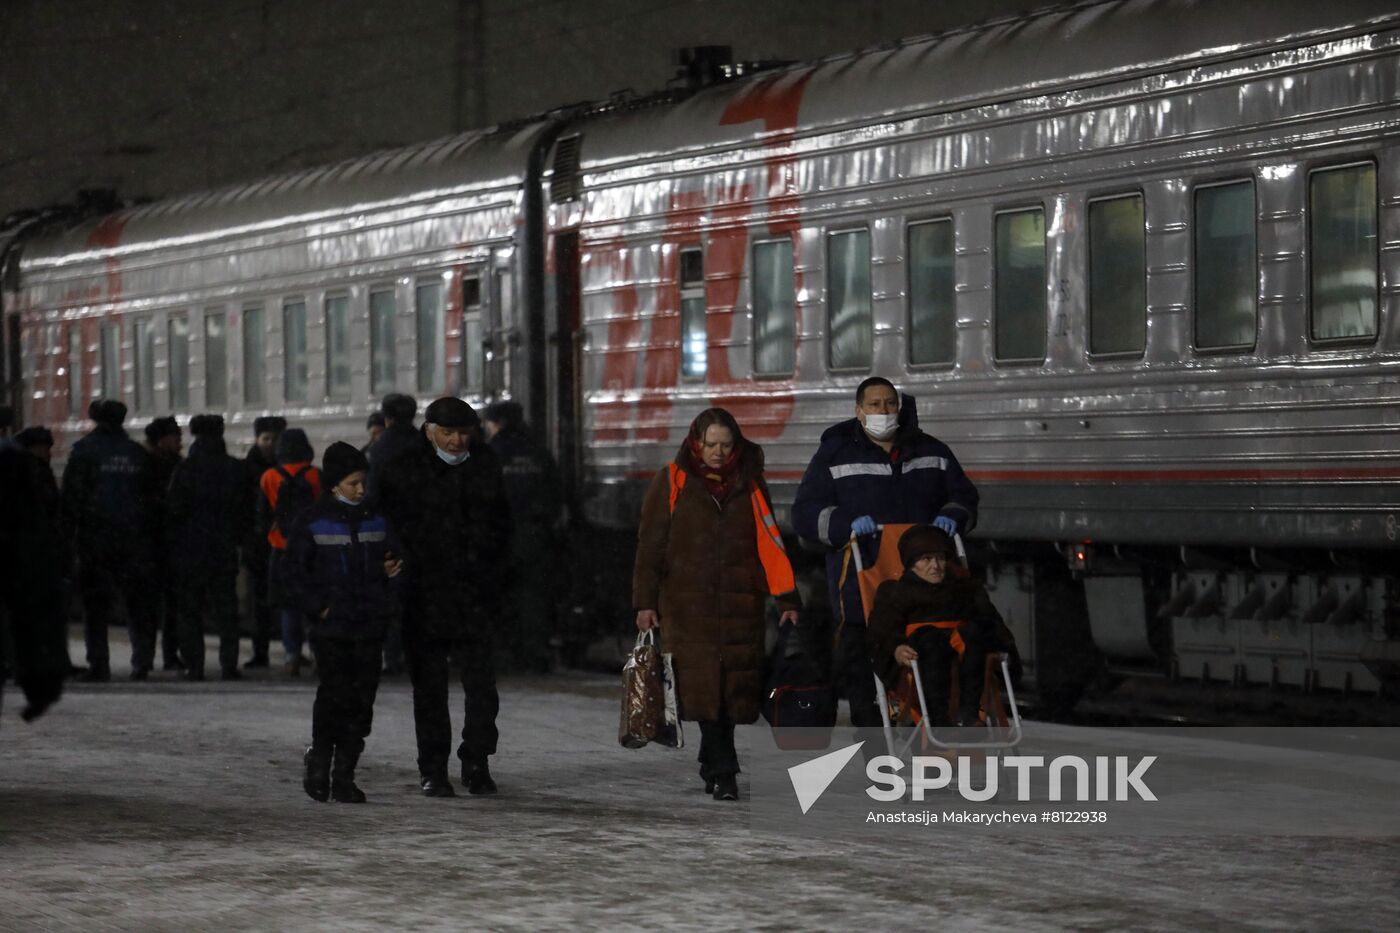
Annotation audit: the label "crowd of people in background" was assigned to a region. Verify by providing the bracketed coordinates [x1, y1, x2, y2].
[0, 393, 566, 687]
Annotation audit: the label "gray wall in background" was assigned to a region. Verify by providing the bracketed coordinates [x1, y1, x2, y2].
[0, 0, 1055, 220]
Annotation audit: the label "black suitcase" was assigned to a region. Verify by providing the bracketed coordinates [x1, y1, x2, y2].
[762, 624, 836, 750]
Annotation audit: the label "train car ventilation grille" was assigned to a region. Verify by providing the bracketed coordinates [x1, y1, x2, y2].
[550, 135, 583, 204]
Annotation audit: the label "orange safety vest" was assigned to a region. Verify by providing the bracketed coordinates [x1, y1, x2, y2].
[905, 620, 966, 657]
[666, 462, 797, 598]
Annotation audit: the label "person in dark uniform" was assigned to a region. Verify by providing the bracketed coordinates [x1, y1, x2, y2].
[482, 400, 562, 673]
[61, 400, 159, 681]
[366, 393, 418, 675]
[14, 426, 79, 676]
[242, 415, 285, 669]
[284, 443, 402, 803]
[792, 377, 979, 744]
[378, 397, 510, 797]
[365, 393, 418, 503]
[144, 416, 184, 672]
[14, 427, 63, 536]
[0, 440, 68, 727]
[166, 415, 253, 681]
[362, 412, 386, 452]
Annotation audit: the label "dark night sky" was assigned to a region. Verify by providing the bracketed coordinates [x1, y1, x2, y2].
[1, 0, 1058, 222]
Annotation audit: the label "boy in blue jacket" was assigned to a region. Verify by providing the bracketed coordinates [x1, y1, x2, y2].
[284, 442, 402, 803]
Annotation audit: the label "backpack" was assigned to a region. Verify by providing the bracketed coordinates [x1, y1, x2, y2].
[272, 465, 315, 536]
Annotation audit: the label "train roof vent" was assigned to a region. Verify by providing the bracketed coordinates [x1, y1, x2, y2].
[549, 135, 583, 204]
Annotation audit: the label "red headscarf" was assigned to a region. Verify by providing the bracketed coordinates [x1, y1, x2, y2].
[680, 408, 746, 501]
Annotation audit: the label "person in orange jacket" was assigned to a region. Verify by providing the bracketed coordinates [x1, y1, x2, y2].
[258, 428, 321, 675]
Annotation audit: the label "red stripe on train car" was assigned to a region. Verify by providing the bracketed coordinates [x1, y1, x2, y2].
[968, 467, 1400, 483]
[619, 467, 1400, 483]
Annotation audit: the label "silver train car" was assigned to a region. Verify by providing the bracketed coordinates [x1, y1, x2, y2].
[5, 0, 1400, 710]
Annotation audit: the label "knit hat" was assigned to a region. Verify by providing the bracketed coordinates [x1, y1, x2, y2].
[144, 416, 180, 444]
[423, 396, 479, 429]
[189, 414, 225, 438]
[898, 525, 953, 569]
[321, 441, 369, 491]
[93, 399, 128, 427]
[275, 428, 314, 465]
[253, 415, 287, 437]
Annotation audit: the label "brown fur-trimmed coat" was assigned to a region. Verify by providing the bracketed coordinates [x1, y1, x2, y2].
[632, 443, 800, 724]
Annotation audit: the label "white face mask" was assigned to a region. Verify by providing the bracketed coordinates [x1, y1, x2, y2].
[435, 446, 469, 466]
[333, 493, 362, 507]
[862, 412, 899, 440]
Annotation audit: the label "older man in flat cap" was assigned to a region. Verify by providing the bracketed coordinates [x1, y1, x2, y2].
[378, 397, 511, 797]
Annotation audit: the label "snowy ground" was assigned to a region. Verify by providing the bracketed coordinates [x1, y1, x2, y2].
[1, 635, 1398, 931]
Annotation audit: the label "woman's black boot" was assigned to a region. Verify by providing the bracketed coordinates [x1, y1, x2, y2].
[712, 774, 739, 801]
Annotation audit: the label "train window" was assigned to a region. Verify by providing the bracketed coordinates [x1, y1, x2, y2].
[908, 219, 956, 366]
[416, 279, 445, 393]
[100, 320, 121, 400]
[168, 315, 190, 410]
[324, 295, 352, 398]
[462, 275, 482, 309]
[1193, 181, 1256, 350]
[204, 310, 227, 407]
[370, 288, 396, 394]
[994, 208, 1047, 362]
[1088, 194, 1146, 356]
[242, 305, 266, 406]
[680, 247, 706, 379]
[67, 326, 83, 416]
[282, 299, 308, 403]
[828, 229, 872, 371]
[1309, 163, 1378, 343]
[752, 238, 796, 376]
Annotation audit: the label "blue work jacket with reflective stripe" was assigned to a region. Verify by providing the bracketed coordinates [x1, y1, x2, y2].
[282, 496, 401, 640]
[791, 413, 979, 627]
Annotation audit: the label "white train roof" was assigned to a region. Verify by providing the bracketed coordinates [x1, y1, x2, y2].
[21, 122, 550, 269]
[570, 0, 1400, 169]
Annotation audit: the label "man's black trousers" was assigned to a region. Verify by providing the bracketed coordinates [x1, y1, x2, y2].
[176, 565, 240, 676]
[404, 629, 499, 778]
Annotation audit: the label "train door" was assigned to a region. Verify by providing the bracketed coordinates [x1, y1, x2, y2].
[553, 232, 582, 498]
[3, 311, 19, 417]
[458, 265, 487, 401]
[483, 254, 515, 401]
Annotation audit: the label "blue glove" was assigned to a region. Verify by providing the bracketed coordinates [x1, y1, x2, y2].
[933, 516, 959, 537]
[851, 515, 877, 536]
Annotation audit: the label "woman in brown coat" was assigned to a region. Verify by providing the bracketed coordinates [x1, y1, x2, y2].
[633, 408, 800, 801]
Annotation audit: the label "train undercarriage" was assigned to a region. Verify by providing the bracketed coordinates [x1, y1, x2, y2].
[979, 543, 1400, 723]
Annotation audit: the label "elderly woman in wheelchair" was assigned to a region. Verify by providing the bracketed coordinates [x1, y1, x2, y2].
[865, 525, 1019, 728]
